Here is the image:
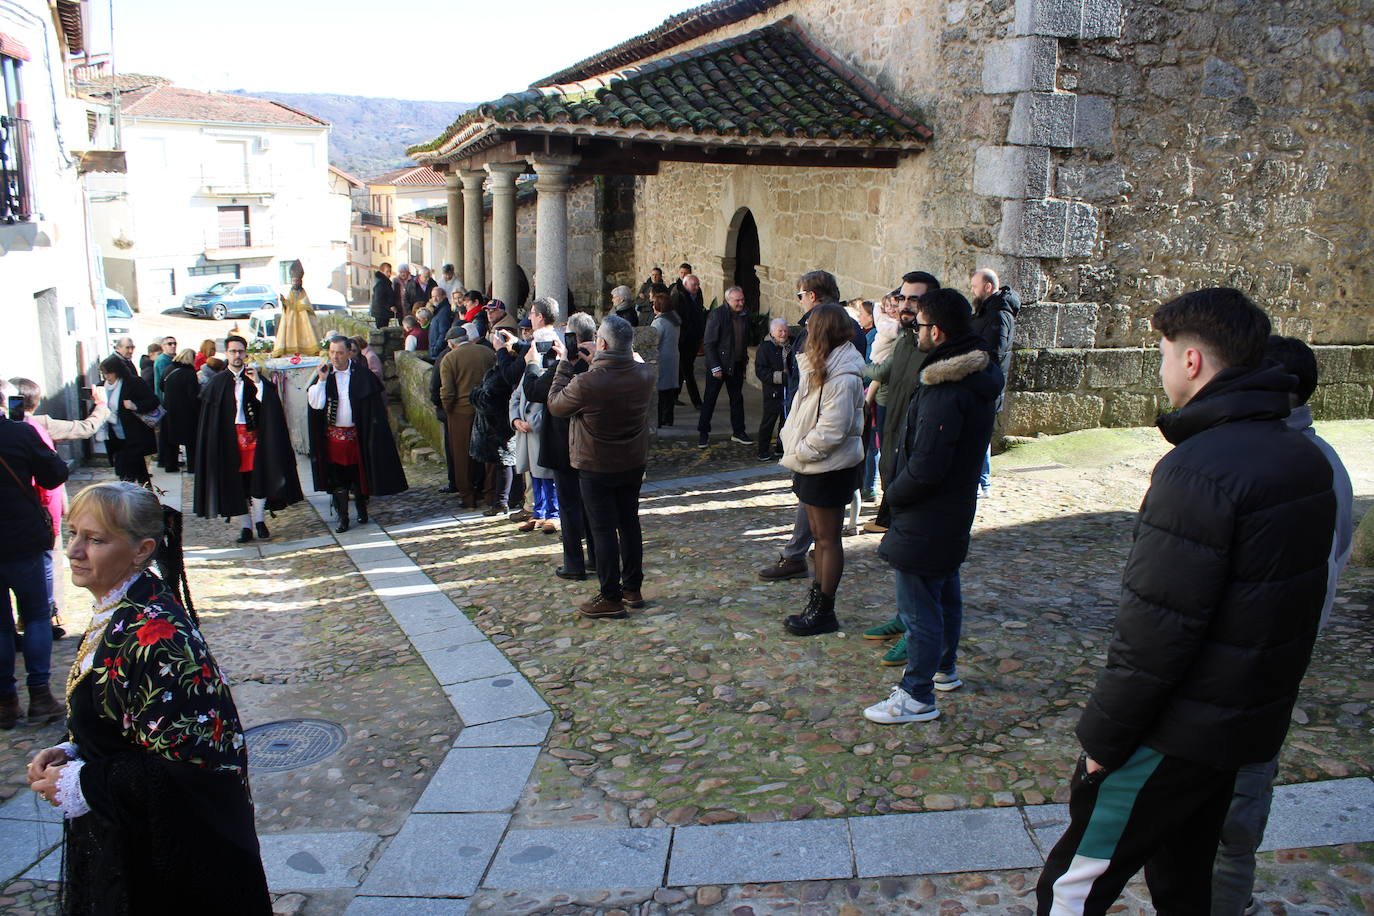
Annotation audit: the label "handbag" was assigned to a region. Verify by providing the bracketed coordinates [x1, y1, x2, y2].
[137, 405, 166, 428]
[0, 452, 55, 546]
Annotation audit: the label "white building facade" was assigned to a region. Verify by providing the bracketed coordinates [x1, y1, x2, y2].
[90, 85, 349, 312]
[0, 0, 112, 422]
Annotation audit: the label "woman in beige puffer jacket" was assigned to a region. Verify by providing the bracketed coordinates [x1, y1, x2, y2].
[778, 304, 866, 636]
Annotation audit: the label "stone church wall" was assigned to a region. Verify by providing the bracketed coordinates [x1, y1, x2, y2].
[631, 0, 1013, 315]
[1000, 0, 1374, 433]
[623, 0, 1373, 433]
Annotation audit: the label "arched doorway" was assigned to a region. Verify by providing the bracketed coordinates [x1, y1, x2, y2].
[725, 208, 761, 315]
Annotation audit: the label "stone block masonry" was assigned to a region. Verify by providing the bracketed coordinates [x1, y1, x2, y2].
[396, 352, 444, 455]
[1003, 345, 1374, 436]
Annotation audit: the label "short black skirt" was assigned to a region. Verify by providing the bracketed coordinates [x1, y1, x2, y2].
[791, 462, 862, 508]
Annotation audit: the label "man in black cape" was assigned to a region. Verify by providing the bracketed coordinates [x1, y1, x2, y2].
[306, 336, 408, 532]
[193, 334, 303, 542]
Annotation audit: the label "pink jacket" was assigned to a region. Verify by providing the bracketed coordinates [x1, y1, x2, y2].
[25, 417, 64, 536]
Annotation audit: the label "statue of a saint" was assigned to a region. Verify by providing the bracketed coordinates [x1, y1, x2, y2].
[272, 260, 321, 356]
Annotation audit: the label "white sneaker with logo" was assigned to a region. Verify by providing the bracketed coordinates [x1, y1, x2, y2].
[863, 686, 939, 724]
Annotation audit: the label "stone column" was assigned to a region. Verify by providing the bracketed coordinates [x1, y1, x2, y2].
[485, 162, 525, 308]
[444, 172, 463, 277]
[460, 169, 487, 296]
[530, 154, 579, 311]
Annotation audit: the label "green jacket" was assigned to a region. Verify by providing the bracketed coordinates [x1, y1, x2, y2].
[876, 327, 927, 484]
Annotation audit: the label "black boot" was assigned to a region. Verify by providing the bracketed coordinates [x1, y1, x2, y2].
[784, 583, 839, 636]
[256, 521, 271, 540]
[0, 692, 17, 730]
[333, 490, 350, 533]
[355, 492, 369, 525]
[235, 527, 254, 543]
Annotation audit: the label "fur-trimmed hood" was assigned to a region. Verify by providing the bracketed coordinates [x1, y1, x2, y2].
[919, 348, 990, 385]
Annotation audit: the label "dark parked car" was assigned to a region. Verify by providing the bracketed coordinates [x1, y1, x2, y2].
[181, 281, 279, 320]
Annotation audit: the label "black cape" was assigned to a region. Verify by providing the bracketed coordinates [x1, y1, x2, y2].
[158, 364, 201, 469]
[306, 367, 408, 496]
[192, 369, 304, 519]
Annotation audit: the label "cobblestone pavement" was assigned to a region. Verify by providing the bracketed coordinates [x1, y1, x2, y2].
[393, 425, 1372, 830]
[2, 422, 1371, 915]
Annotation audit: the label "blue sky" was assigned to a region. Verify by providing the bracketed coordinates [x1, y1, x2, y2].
[100, 0, 694, 102]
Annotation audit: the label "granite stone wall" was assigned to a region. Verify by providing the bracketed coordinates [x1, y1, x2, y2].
[1042, 0, 1373, 349]
[396, 351, 444, 453]
[1004, 344, 1374, 435]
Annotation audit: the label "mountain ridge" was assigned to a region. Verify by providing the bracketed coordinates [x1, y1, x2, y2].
[225, 89, 474, 180]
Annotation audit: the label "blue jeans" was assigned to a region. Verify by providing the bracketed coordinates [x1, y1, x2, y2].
[894, 569, 962, 704]
[980, 445, 991, 491]
[532, 476, 559, 520]
[861, 409, 878, 495]
[0, 554, 52, 694]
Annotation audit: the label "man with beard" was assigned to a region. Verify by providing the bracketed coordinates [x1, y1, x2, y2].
[864, 288, 1002, 725]
[859, 272, 943, 655]
[968, 268, 1020, 497]
[307, 336, 408, 532]
[193, 335, 303, 543]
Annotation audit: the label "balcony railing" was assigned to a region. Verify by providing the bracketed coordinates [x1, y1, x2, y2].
[359, 210, 389, 228]
[199, 165, 275, 196]
[0, 116, 34, 223]
[204, 227, 273, 251]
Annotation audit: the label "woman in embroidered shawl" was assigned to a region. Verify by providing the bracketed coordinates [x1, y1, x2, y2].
[25, 481, 270, 915]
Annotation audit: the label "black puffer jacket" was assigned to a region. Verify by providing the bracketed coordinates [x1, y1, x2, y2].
[970, 286, 1019, 412]
[877, 334, 1001, 577]
[1077, 364, 1336, 771]
[468, 364, 516, 465]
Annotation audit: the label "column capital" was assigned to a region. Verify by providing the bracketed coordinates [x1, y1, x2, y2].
[458, 169, 487, 190]
[484, 161, 526, 182]
[529, 154, 579, 191]
[444, 172, 463, 189]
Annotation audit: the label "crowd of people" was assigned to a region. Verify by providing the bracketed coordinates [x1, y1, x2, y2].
[0, 251, 1358, 914]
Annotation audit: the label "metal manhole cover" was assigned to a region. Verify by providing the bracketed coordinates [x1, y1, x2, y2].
[245, 719, 347, 773]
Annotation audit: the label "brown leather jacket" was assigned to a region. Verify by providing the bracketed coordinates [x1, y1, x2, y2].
[438, 342, 496, 415]
[547, 351, 655, 473]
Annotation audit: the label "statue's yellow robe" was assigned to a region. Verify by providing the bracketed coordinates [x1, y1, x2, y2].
[273, 287, 320, 356]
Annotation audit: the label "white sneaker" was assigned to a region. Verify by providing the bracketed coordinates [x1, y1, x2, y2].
[933, 670, 963, 692]
[863, 686, 939, 724]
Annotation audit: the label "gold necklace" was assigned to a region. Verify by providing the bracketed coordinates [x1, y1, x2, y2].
[65, 571, 144, 699]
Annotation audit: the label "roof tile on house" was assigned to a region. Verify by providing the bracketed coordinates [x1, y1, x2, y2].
[76, 73, 171, 99]
[412, 18, 930, 162]
[534, 0, 786, 87]
[370, 165, 447, 187]
[119, 86, 327, 127]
